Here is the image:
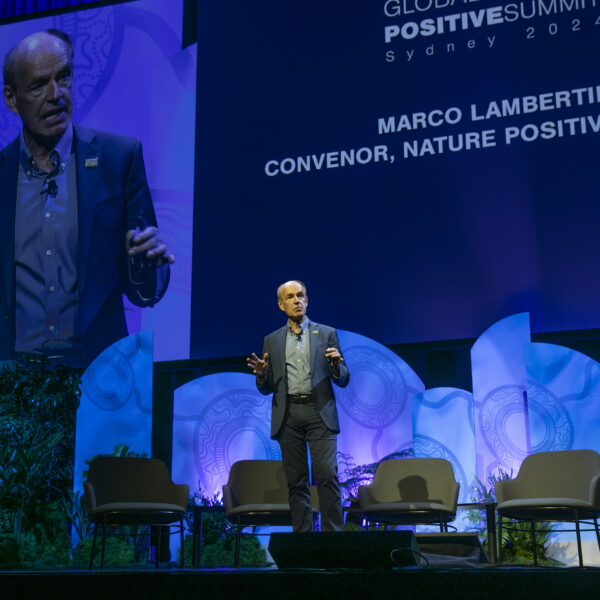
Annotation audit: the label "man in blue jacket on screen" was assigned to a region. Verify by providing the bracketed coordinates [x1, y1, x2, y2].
[0, 29, 174, 367]
[247, 280, 350, 532]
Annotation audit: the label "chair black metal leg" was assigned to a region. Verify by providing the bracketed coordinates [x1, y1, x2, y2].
[594, 517, 600, 555]
[198, 509, 204, 567]
[530, 521, 537, 566]
[235, 518, 241, 568]
[180, 518, 185, 568]
[575, 511, 583, 567]
[89, 523, 98, 570]
[486, 503, 498, 565]
[100, 522, 106, 570]
[156, 526, 161, 568]
[498, 516, 504, 565]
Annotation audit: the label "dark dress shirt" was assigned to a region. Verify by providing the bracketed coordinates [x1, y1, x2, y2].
[14, 124, 79, 355]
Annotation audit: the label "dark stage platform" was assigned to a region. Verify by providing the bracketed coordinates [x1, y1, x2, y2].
[3, 566, 600, 600]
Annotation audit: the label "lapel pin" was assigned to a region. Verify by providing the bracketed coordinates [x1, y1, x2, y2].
[84, 157, 99, 168]
[312, 330, 318, 334]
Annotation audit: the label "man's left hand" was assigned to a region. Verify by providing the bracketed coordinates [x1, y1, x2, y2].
[126, 226, 175, 266]
[325, 347, 344, 365]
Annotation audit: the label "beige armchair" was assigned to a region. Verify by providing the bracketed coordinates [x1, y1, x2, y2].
[358, 458, 459, 531]
[84, 456, 189, 569]
[223, 459, 318, 568]
[495, 449, 600, 566]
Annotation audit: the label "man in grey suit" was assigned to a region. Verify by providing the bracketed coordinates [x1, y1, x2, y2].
[247, 280, 350, 532]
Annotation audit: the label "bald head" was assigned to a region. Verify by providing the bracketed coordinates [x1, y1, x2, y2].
[3, 30, 74, 149]
[277, 280, 307, 300]
[277, 280, 308, 324]
[3, 30, 73, 89]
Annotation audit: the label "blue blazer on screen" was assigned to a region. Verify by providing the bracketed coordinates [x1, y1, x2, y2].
[257, 320, 350, 439]
[0, 123, 169, 365]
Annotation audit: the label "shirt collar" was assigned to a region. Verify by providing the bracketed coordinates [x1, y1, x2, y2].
[288, 317, 309, 336]
[19, 121, 74, 176]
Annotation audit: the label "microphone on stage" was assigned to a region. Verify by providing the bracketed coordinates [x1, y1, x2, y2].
[42, 179, 58, 196]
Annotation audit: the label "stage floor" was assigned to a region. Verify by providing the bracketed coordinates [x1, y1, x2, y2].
[3, 565, 600, 600]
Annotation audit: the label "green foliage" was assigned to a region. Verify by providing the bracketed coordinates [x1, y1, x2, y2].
[71, 536, 143, 568]
[500, 521, 558, 565]
[0, 356, 80, 492]
[203, 534, 266, 567]
[0, 534, 20, 568]
[18, 527, 71, 569]
[465, 469, 514, 544]
[0, 428, 63, 539]
[182, 531, 267, 567]
[185, 489, 227, 545]
[468, 469, 560, 565]
[0, 357, 81, 568]
[185, 488, 269, 567]
[58, 489, 88, 547]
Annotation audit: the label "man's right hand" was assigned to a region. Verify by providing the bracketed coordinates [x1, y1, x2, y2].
[126, 225, 175, 266]
[247, 352, 269, 377]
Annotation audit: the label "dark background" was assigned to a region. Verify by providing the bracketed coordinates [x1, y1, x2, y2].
[191, 1, 600, 358]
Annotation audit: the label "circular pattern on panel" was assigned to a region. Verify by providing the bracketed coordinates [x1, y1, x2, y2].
[54, 8, 124, 120]
[413, 434, 467, 503]
[193, 389, 281, 495]
[338, 345, 407, 429]
[82, 345, 136, 411]
[479, 385, 529, 466]
[525, 381, 573, 452]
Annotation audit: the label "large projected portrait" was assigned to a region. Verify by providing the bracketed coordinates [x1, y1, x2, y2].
[0, 0, 195, 365]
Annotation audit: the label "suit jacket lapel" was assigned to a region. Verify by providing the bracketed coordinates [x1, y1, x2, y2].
[309, 320, 319, 371]
[275, 325, 287, 366]
[73, 124, 101, 297]
[0, 137, 19, 317]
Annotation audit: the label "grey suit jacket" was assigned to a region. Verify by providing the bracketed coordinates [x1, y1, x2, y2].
[0, 123, 168, 365]
[257, 320, 350, 439]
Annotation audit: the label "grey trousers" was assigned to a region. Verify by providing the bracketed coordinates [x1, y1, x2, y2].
[278, 402, 344, 532]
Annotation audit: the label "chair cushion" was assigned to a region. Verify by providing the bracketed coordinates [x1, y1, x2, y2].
[497, 497, 599, 521]
[363, 502, 454, 513]
[498, 497, 592, 509]
[89, 502, 186, 525]
[226, 503, 292, 527]
[362, 502, 455, 524]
